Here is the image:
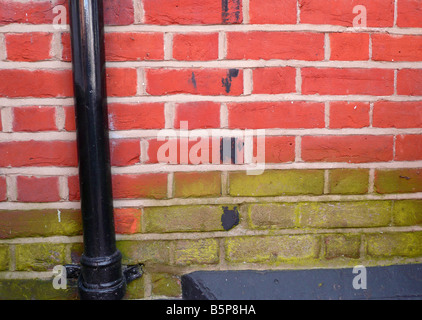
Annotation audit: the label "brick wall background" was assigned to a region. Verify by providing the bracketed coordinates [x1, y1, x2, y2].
[0, 0, 422, 299]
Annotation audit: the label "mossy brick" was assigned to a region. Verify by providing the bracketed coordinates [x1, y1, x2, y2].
[375, 169, 422, 194]
[124, 277, 145, 300]
[0, 245, 9, 271]
[328, 169, 369, 194]
[151, 273, 182, 297]
[173, 171, 221, 198]
[298, 201, 392, 228]
[69, 243, 84, 264]
[229, 170, 325, 197]
[225, 235, 320, 264]
[0, 279, 78, 300]
[15, 243, 68, 271]
[144, 205, 227, 233]
[367, 232, 422, 258]
[248, 203, 297, 229]
[0, 209, 82, 239]
[324, 234, 361, 260]
[393, 200, 422, 226]
[174, 239, 219, 265]
[117, 240, 170, 265]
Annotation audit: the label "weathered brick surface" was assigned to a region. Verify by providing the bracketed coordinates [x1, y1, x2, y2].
[144, 205, 227, 233]
[229, 170, 325, 196]
[225, 235, 320, 264]
[0, 0, 420, 300]
[366, 232, 422, 258]
[15, 243, 67, 271]
[298, 201, 392, 228]
[324, 234, 361, 260]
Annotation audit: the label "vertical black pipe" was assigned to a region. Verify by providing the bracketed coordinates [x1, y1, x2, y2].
[69, 0, 126, 300]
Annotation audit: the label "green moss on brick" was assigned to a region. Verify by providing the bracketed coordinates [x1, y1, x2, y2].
[329, 169, 369, 195]
[367, 232, 422, 258]
[0, 279, 78, 300]
[375, 169, 422, 194]
[298, 201, 392, 228]
[15, 243, 67, 271]
[144, 205, 226, 233]
[0, 245, 9, 271]
[225, 235, 320, 264]
[0, 209, 82, 239]
[151, 273, 181, 297]
[393, 200, 422, 226]
[173, 171, 221, 198]
[324, 234, 361, 260]
[248, 203, 297, 229]
[229, 170, 324, 197]
[117, 240, 170, 265]
[69, 243, 83, 264]
[124, 277, 145, 300]
[174, 239, 219, 265]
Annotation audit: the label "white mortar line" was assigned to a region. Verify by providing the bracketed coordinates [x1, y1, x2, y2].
[242, 0, 250, 24]
[1, 127, 421, 142]
[1, 23, 422, 35]
[2, 192, 422, 212]
[2, 59, 422, 70]
[2, 161, 421, 177]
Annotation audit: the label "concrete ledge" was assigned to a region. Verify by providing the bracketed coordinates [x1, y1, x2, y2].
[181, 264, 422, 300]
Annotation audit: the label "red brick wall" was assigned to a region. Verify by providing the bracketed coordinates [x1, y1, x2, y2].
[0, 0, 421, 299]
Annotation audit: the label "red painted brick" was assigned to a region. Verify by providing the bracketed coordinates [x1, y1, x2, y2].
[6, 33, 53, 62]
[112, 174, 167, 199]
[61, 33, 72, 62]
[143, 0, 242, 25]
[110, 139, 140, 167]
[13, 107, 57, 132]
[64, 106, 76, 131]
[146, 69, 243, 96]
[372, 34, 422, 62]
[69, 174, 168, 201]
[397, 0, 422, 28]
[0, 176, 6, 201]
[0, 70, 73, 98]
[227, 32, 324, 61]
[103, 0, 134, 26]
[68, 175, 80, 201]
[373, 101, 422, 128]
[228, 102, 325, 129]
[106, 68, 138, 97]
[302, 135, 394, 163]
[17, 176, 60, 202]
[299, 0, 395, 27]
[249, 0, 297, 24]
[252, 68, 296, 94]
[0, 0, 133, 26]
[174, 102, 220, 129]
[395, 135, 422, 161]
[329, 102, 370, 129]
[261, 136, 296, 163]
[108, 103, 165, 130]
[147, 138, 215, 165]
[397, 69, 422, 96]
[173, 33, 219, 61]
[114, 208, 142, 234]
[329, 33, 370, 61]
[301, 68, 395, 96]
[105, 33, 164, 61]
[0, 141, 77, 167]
[0, 0, 58, 25]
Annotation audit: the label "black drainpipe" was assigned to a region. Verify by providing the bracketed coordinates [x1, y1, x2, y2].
[67, 0, 142, 300]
